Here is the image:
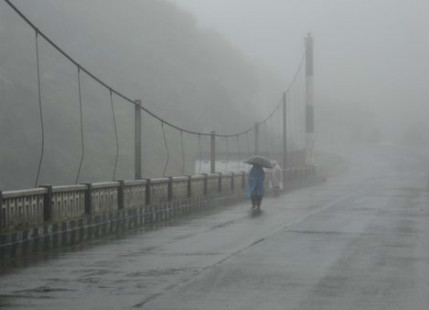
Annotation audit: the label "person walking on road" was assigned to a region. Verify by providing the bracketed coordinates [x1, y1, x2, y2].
[248, 164, 265, 210]
[270, 161, 283, 197]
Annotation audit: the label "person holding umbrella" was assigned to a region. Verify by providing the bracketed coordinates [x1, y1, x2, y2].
[244, 155, 272, 211]
[248, 163, 265, 210]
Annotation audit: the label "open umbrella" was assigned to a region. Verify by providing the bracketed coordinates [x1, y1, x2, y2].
[243, 155, 273, 168]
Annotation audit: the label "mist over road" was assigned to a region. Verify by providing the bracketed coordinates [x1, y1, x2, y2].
[1, 144, 428, 309]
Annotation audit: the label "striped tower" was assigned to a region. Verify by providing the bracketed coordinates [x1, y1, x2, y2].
[305, 33, 314, 165]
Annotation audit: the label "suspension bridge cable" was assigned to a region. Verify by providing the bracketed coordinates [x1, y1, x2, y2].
[4, 0, 306, 140]
[259, 95, 284, 126]
[286, 53, 306, 94]
[137, 53, 302, 138]
[75, 67, 85, 184]
[110, 89, 119, 180]
[251, 53, 305, 131]
[2, 1, 203, 135]
[2, 0, 207, 136]
[34, 31, 44, 187]
[161, 122, 169, 177]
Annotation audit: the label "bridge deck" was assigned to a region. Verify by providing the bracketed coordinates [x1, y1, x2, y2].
[0, 145, 428, 310]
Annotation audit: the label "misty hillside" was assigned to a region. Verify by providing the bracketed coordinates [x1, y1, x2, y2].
[0, 0, 284, 190]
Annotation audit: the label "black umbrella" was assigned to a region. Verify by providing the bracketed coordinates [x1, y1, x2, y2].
[243, 155, 273, 168]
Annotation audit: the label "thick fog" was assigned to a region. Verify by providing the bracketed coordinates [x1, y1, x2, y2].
[0, 0, 428, 189]
[2, 3, 429, 308]
[175, 0, 429, 145]
[0, 0, 282, 188]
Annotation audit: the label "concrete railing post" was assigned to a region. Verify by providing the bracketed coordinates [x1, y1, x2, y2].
[118, 180, 125, 210]
[218, 173, 222, 193]
[187, 176, 192, 198]
[145, 178, 152, 206]
[167, 177, 173, 201]
[202, 173, 208, 196]
[84, 183, 93, 215]
[40, 185, 53, 222]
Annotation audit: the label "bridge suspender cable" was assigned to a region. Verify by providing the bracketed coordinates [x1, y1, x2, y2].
[161, 122, 169, 177]
[75, 67, 85, 184]
[5, 0, 311, 182]
[34, 31, 44, 187]
[110, 90, 119, 181]
[3, 0, 305, 140]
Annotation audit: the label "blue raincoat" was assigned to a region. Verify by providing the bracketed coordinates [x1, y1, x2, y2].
[247, 165, 265, 198]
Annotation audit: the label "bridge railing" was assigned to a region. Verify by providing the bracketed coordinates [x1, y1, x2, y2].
[0, 171, 260, 233]
[49, 185, 87, 221]
[0, 188, 46, 231]
[0, 166, 317, 234]
[0, 166, 317, 261]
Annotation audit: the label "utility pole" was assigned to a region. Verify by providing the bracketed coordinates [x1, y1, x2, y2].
[305, 33, 314, 165]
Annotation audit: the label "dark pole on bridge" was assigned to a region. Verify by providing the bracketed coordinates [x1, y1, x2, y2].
[135, 99, 142, 179]
[283, 92, 287, 181]
[210, 131, 216, 173]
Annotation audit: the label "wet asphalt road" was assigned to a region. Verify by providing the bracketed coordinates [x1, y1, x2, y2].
[1, 145, 428, 310]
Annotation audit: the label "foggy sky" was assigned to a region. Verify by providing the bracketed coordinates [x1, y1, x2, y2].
[4, 0, 429, 144]
[173, 0, 429, 143]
